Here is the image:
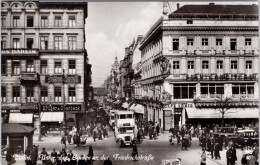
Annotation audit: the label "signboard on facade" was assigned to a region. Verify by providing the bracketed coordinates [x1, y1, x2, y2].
[1, 49, 38, 55]
[45, 75, 81, 84]
[41, 104, 81, 112]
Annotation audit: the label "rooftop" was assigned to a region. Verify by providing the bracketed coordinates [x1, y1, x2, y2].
[2, 123, 35, 134]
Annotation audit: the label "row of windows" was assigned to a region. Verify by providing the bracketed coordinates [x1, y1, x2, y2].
[173, 83, 254, 99]
[1, 15, 77, 28]
[172, 38, 252, 50]
[172, 60, 252, 70]
[1, 60, 76, 75]
[1, 36, 77, 50]
[1, 86, 76, 103]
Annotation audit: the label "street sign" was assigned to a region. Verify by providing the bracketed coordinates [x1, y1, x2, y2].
[41, 104, 81, 112]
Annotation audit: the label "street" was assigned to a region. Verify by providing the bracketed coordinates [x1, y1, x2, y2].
[2, 131, 246, 165]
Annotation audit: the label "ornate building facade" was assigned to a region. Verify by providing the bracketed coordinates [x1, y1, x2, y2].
[1, 1, 91, 131]
[138, 3, 259, 130]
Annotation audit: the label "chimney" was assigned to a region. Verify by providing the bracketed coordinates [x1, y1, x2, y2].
[177, 3, 180, 9]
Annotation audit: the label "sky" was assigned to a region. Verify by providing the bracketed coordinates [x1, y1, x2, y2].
[85, 1, 258, 87]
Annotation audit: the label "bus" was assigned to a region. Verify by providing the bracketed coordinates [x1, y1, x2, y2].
[109, 110, 118, 130]
[114, 110, 136, 147]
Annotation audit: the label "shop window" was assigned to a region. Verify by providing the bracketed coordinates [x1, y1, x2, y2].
[216, 39, 222, 46]
[26, 87, 34, 103]
[69, 87, 76, 102]
[172, 39, 179, 50]
[69, 60, 76, 74]
[40, 36, 48, 50]
[2, 86, 6, 102]
[41, 16, 48, 27]
[232, 83, 254, 95]
[41, 86, 48, 102]
[27, 16, 34, 27]
[230, 39, 237, 50]
[13, 86, 20, 102]
[200, 84, 224, 95]
[41, 60, 48, 74]
[9, 136, 24, 154]
[12, 61, 20, 75]
[26, 60, 34, 72]
[54, 87, 62, 102]
[68, 36, 76, 50]
[54, 61, 62, 74]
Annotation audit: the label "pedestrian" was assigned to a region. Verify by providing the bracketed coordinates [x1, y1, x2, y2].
[68, 150, 77, 165]
[67, 133, 72, 145]
[87, 145, 94, 164]
[76, 132, 81, 147]
[93, 129, 97, 142]
[40, 148, 48, 165]
[78, 155, 87, 165]
[169, 131, 174, 145]
[230, 146, 237, 165]
[153, 126, 157, 140]
[137, 130, 141, 143]
[86, 125, 91, 137]
[51, 148, 58, 164]
[103, 157, 113, 165]
[156, 122, 160, 136]
[25, 146, 32, 165]
[252, 143, 259, 162]
[241, 146, 247, 165]
[60, 135, 66, 150]
[214, 142, 221, 159]
[132, 143, 138, 161]
[31, 145, 38, 165]
[226, 147, 231, 165]
[148, 125, 153, 140]
[201, 149, 206, 165]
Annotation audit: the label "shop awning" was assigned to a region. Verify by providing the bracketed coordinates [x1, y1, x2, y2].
[186, 108, 259, 119]
[9, 113, 33, 123]
[133, 104, 144, 114]
[40, 112, 64, 122]
[122, 102, 129, 108]
[2, 123, 35, 134]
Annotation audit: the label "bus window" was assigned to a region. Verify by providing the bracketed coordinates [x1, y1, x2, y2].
[126, 114, 132, 119]
[120, 115, 126, 119]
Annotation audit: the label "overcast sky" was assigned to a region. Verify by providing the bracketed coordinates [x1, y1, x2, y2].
[85, 1, 258, 87]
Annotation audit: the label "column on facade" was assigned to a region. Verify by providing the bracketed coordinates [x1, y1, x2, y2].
[224, 57, 230, 73]
[64, 84, 68, 102]
[63, 12, 67, 28]
[6, 84, 12, 103]
[49, 12, 54, 27]
[238, 36, 244, 54]
[21, 85, 26, 103]
[7, 60, 12, 75]
[180, 57, 187, 74]
[254, 82, 258, 99]
[24, 136, 28, 152]
[48, 84, 54, 102]
[238, 57, 245, 74]
[162, 35, 169, 53]
[224, 35, 229, 51]
[35, 9, 39, 27]
[20, 9, 25, 28]
[21, 60, 26, 72]
[253, 35, 258, 54]
[195, 57, 201, 74]
[180, 35, 186, 52]
[48, 59, 54, 75]
[210, 57, 216, 74]
[49, 34, 54, 50]
[253, 57, 258, 74]
[196, 35, 201, 50]
[196, 83, 200, 98]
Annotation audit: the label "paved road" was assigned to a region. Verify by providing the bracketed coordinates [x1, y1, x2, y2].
[2, 131, 247, 165]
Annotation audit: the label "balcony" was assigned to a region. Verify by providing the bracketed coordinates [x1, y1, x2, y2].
[1, 49, 39, 57]
[20, 72, 39, 83]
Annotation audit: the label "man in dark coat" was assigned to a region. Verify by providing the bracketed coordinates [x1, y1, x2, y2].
[132, 144, 138, 161]
[40, 148, 48, 165]
[104, 157, 113, 165]
[31, 146, 38, 165]
[230, 146, 237, 165]
[226, 147, 232, 165]
[78, 155, 87, 165]
[93, 129, 97, 142]
[6, 145, 13, 165]
[87, 145, 94, 164]
[25, 146, 32, 165]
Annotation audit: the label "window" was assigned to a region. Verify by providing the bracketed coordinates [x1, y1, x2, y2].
[13, 38, 20, 49]
[26, 60, 34, 72]
[231, 61, 237, 69]
[187, 61, 194, 69]
[246, 61, 252, 69]
[216, 39, 222, 46]
[68, 36, 76, 50]
[1, 15, 6, 27]
[27, 16, 33, 27]
[69, 60, 76, 74]
[2, 86, 6, 103]
[26, 87, 34, 103]
[187, 39, 193, 46]
[232, 83, 254, 95]
[172, 39, 179, 50]
[41, 86, 48, 102]
[54, 36, 62, 50]
[216, 61, 223, 69]
[68, 15, 76, 27]
[187, 20, 193, 24]
[40, 36, 48, 50]
[230, 39, 237, 50]
[12, 61, 20, 74]
[202, 61, 209, 69]
[54, 87, 62, 102]
[41, 60, 48, 74]
[54, 16, 62, 27]
[69, 87, 76, 102]
[202, 38, 208, 46]
[13, 86, 20, 102]
[41, 16, 48, 27]
[54, 61, 62, 74]
[1, 58, 6, 74]
[201, 84, 224, 95]
[173, 84, 196, 99]
[245, 38, 251, 46]
[13, 16, 19, 27]
[1, 36, 6, 49]
[26, 38, 34, 49]
[173, 61, 179, 69]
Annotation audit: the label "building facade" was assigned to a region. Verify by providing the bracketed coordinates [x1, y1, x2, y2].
[138, 3, 259, 130]
[1, 1, 91, 131]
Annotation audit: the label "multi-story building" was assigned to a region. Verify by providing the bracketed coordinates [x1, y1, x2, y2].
[1, 1, 91, 131]
[107, 57, 120, 100]
[138, 3, 259, 130]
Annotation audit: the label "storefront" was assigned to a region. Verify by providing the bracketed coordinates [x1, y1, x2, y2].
[40, 112, 64, 131]
[2, 123, 35, 154]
